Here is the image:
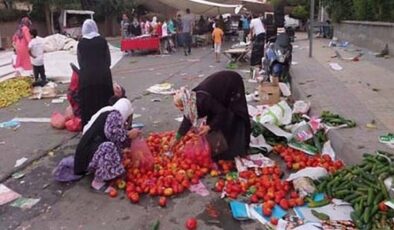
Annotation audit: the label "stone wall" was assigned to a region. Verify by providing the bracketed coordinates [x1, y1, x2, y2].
[334, 20, 394, 54]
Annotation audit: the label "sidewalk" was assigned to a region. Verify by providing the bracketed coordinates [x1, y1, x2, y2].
[290, 33, 393, 164]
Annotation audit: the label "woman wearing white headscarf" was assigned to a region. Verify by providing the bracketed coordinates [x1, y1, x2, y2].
[74, 98, 141, 192]
[77, 19, 114, 127]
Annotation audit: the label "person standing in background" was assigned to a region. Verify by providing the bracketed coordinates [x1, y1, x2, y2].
[77, 19, 114, 127]
[120, 14, 130, 38]
[212, 24, 224, 63]
[175, 14, 182, 48]
[181, 8, 194, 56]
[28, 29, 46, 86]
[249, 14, 266, 68]
[240, 15, 250, 42]
[130, 17, 141, 37]
[12, 17, 32, 76]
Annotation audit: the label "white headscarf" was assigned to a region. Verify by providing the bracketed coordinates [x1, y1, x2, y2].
[152, 16, 158, 26]
[82, 19, 100, 39]
[82, 98, 134, 134]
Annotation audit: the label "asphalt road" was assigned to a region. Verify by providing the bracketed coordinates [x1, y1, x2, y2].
[0, 42, 264, 230]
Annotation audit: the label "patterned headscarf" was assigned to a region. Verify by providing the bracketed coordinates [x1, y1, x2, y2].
[15, 17, 32, 39]
[174, 87, 200, 127]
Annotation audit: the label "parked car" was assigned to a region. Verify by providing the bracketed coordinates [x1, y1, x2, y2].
[56, 10, 95, 39]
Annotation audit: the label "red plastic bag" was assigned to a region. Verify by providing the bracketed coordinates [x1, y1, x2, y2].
[64, 105, 74, 121]
[65, 117, 81, 132]
[51, 112, 66, 129]
[129, 137, 154, 171]
[183, 136, 212, 168]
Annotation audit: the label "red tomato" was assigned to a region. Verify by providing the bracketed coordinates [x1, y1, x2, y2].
[279, 199, 289, 210]
[108, 188, 118, 198]
[159, 196, 167, 207]
[185, 217, 197, 230]
[288, 199, 296, 208]
[266, 200, 276, 209]
[379, 201, 388, 212]
[290, 191, 299, 199]
[128, 192, 140, 203]
[295, 197, 305, 206]
[270, 217, 278, 225]
[163, 188, 173, 197]
[250, 194, 259, 203]
[263, 206, 272, 216]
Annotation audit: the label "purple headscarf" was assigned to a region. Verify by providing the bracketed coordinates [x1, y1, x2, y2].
[15, 17, 32, 39]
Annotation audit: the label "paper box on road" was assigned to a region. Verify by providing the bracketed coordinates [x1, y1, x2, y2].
[259, 82, 280, 106]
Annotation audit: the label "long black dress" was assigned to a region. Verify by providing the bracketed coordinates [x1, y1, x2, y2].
[177, 71, 251, 160]
[77, 36, 114, 127]
[74, 111, 110, 175]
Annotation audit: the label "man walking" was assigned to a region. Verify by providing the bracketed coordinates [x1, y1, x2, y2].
[181, 9, 194, 56]
[249, 14, 266, 68]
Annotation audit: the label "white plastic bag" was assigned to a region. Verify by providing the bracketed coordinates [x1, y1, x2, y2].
[258, 101, 292, 126]
[293, 100, 311, 114]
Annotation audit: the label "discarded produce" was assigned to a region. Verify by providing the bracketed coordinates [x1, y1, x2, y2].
[315, 151, 394, 229]
[0, 77, 32, 108]
[321, 111, 356, 128]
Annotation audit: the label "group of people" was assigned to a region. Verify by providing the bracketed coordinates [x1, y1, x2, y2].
[12, 17, 47, 86]
[69, 67, 251, 193]
[119, 9, 197, 56]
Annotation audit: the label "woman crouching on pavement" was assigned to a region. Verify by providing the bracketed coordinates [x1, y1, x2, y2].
[73, 98, 141, 192]
[172, 70, 251, 161]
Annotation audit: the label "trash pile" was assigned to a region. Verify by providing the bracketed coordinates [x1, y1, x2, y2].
[0, 77, 32, 108]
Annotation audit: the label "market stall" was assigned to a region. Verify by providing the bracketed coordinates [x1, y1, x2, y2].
[121, 35, 161, 53]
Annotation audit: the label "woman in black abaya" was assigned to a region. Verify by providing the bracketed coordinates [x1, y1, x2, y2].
[77, 19, 114, 126]
[172, 70, 251, 160]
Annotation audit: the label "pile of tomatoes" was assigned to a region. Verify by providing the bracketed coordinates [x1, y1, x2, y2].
[213, 164, 305, 222]
[273, 145, 344, 173]
[119, 131, 214, 205]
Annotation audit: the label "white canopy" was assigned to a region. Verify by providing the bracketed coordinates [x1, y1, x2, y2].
[158, 0, 242, 16]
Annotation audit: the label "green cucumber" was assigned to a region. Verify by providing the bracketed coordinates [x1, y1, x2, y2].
[311, 210, 330, 221]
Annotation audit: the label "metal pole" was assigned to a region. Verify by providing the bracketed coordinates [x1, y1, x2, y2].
[309, 0, 315, 58]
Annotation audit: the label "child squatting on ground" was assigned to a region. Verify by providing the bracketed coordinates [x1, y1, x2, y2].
[28, 28, 47, 86]
[212, 24, 224, 63]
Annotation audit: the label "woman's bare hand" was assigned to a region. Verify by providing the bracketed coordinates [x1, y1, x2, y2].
[127, 128, 141, 140]
[198, 125, 210, 136]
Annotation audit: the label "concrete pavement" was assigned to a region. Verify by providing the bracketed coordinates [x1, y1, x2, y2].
[1, 33, 393, 229]
[290, 34, 393, 164]
[1, 42, 261, 230]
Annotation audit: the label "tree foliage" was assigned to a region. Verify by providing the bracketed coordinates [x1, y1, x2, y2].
[291, 5, 309, 21]
[81, 0, 138, 22]
[322, 0, 394, 22]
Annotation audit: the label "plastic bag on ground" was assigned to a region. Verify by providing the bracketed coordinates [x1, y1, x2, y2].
[182, 136, 212, 168]
[129, 137, 154, 171]
[258, 101, 292, 126]
[65, 117, 81, 132]
[50, 112, 66, 129]
[64, 105, 74, 121]
[293, 101, 311, 114]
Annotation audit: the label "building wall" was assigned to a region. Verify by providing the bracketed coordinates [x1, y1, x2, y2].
[334, 21, 394, 54]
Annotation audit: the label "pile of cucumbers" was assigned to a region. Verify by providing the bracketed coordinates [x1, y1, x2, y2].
[316, 151, 394, 230]
[321, 111, 356, 128]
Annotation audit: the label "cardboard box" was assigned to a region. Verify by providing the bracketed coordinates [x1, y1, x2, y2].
[259, 82, 280, 105]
